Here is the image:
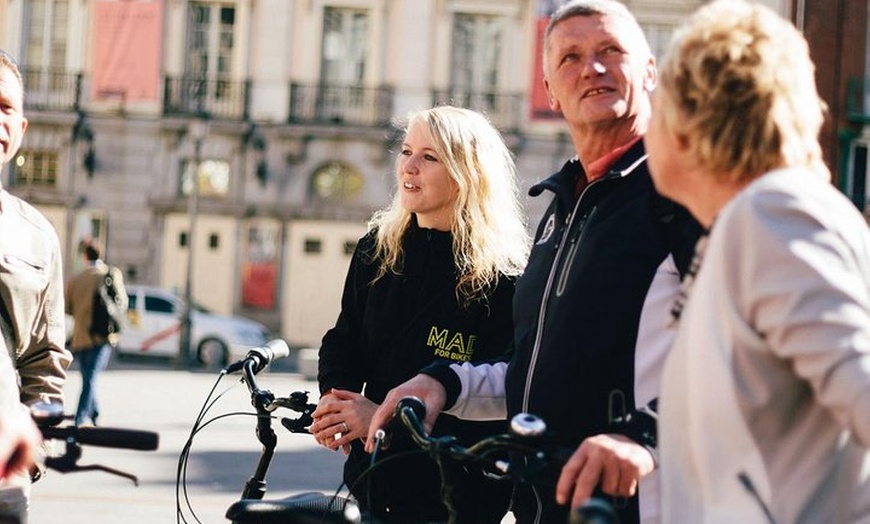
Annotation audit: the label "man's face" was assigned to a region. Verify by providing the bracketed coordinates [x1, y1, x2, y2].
[0, 65, 27, 166]
[543, 13, 655, 129]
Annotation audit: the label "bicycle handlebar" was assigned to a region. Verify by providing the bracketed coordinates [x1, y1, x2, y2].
[40, 425, 159, 451]
[385, 396, 561, 479]
[31, 402, 159, 452]
[30, 402, 159, 485]
[386, 397, 620, 524]
[233, 350, 316, 434]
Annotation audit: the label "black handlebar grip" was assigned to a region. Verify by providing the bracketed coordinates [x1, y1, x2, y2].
[395, 396, 426, 421]
[568, 498, 620, 524]
[375, 396, 428, 450]
[41, 426, 159, 451]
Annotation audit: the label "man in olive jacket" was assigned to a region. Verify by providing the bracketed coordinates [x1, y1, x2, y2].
[64, 238, 128, 427]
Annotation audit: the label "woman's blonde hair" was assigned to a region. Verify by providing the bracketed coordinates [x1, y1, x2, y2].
[369, 106, 530, 303]
[657, 0, 828, 183]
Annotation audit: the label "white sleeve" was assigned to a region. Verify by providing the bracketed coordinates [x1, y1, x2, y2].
[735, 189, 870, 446]
[443, 361, 509, 421]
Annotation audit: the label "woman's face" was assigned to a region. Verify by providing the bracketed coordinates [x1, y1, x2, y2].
[397, 121, 458, 230]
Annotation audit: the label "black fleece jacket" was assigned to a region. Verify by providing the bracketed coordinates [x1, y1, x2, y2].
[422, 141, 702, 524]
[505, 141, 701, 524]
[318, 218, 515, 523]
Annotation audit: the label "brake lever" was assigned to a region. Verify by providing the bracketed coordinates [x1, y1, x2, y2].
[280, 414, 313, 434]
[265, 391, 315, 413]
[45, 455, 140, 486]
[267, 391, 317, 434]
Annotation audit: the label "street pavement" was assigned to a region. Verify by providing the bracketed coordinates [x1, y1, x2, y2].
[28, 354, 347, 524]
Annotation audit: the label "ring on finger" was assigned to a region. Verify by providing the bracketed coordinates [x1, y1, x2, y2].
[341, 422, 349, 434]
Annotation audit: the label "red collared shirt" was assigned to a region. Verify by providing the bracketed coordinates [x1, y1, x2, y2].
[576, 136, 643, 197]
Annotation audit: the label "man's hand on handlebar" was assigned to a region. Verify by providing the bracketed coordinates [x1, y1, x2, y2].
[0, 405, 40, 480]
[556, 433, 655, 510]
[311, 389, 377, 455]
[364, 374, 447, 453]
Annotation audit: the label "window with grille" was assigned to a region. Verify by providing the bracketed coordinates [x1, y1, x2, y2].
[22, 0, 70, 103]
[24, 0, 68, 71]
[12, 150, 58, 187]
[451, 13, 502, 94]
[186, 3, 236, 101]
[317, 7, 371, 122]
[320, 7, 369, 85]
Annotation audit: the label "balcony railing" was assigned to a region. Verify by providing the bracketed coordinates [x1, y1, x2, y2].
[288, 83, 394, 127]
[847, 76, 870, 124]
[22, 69, 82, 112]
[163, 76, 249, 120]
[432, 89, 523, 131]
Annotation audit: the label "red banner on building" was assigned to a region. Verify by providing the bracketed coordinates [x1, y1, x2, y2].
[91, 0, 163, 103]
[241, 223, 280, 310]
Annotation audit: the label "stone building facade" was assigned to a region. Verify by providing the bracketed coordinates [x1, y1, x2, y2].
[1, 0, 801, 348]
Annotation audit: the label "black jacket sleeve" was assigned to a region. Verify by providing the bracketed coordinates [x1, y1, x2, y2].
[317, 233, 376, 394]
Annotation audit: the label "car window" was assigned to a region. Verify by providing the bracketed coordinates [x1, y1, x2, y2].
[145, 295, 176, 314]
[127, 294, 137, 309]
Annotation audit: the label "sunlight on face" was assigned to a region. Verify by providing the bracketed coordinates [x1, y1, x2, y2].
[396, 121, 458, 231]
[544, 14, 655, 130]
[0, 66, 28, 166]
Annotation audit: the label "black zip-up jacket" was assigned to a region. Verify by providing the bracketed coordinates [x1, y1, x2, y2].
[507, 141, 701, 524]
[318, 218, 515, 523]
[424, 141, 701, 524]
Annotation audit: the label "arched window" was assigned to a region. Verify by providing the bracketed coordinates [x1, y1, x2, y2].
[310, 161, 364, 201]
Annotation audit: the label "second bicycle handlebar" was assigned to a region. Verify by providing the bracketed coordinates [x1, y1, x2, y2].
[382, 396, 620, 524]
[40, 425, 159, 451]
[31, 402, 160, 485]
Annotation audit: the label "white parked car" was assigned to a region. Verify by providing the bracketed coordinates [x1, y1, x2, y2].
[116, 285, 271, 367]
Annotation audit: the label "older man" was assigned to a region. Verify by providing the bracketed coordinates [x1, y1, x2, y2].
[366, 2, 702, 523]
[0, 49, 71, 520]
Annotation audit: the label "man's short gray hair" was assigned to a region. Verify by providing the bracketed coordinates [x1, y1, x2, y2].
[0, 50, 24, 91]
[542, 0, 651, 76]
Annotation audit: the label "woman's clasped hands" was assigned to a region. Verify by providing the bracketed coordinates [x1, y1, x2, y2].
[311, 389, 377, 455]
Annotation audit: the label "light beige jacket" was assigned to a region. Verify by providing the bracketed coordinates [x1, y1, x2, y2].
[661, 169, 870, 524]
[0, 190, 71, 407]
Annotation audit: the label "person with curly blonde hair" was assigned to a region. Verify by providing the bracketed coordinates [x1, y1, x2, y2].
[646, 1, 870, 522]
[311, 105, 529, 523]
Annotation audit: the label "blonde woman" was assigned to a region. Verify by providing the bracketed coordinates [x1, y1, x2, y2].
[311, 106, 529, 523]
[646, 1, 870, 522]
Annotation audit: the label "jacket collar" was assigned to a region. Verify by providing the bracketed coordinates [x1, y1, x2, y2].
[529, 138, 649, 208]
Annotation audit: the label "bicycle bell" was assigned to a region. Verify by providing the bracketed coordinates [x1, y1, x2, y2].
[510, 413, 547, 438]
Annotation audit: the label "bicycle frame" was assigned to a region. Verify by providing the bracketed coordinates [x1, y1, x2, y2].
[238, 357, 277, 501]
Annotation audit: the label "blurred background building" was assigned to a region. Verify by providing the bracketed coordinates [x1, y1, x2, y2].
[0, 0, 861, 349]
